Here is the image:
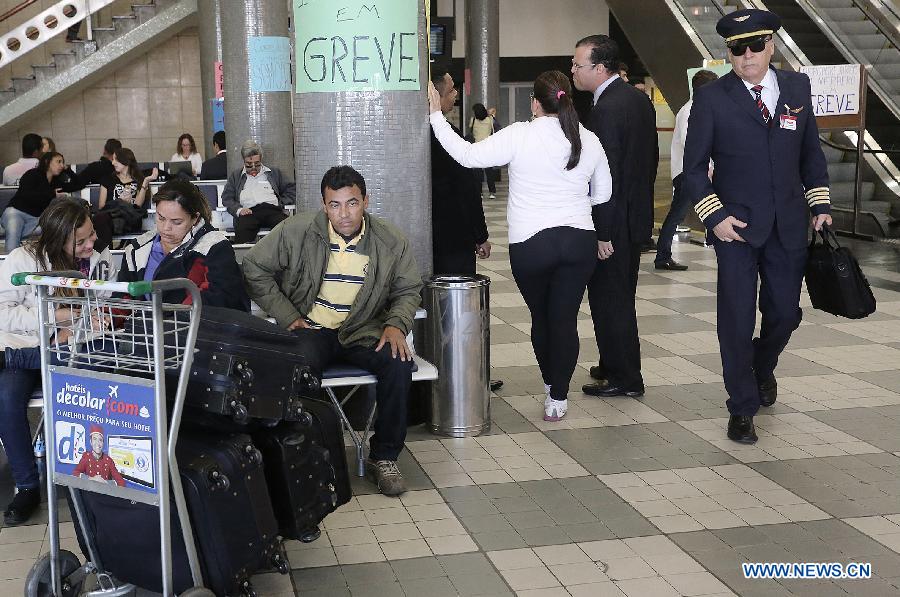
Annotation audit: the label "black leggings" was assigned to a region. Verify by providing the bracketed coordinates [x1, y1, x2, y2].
[509, 226, 597, 400]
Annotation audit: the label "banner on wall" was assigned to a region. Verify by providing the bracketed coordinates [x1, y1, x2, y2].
[214, 61, 224, 99]
[211, 98, 225, 134]
[799, 64, 861, 117]
[294, 0, 420, 93]
[249, 36, 292, 92]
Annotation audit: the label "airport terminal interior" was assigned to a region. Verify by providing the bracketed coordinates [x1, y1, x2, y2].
[0, 0, 900, 596]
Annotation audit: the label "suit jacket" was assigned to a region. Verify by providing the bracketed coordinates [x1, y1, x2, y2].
[430, 125, 488, 260]
[586, 78, 658, 243]
[199, 151, 228, 180]
[682, 68, 830, 249]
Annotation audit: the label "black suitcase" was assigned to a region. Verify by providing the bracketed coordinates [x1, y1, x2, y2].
[178, 306, 321, 424]
[70, 432, 286, 596]
[254, 398, 352, 541]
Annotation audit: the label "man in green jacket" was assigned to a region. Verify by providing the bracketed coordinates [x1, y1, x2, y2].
[242, 166, 423, 496]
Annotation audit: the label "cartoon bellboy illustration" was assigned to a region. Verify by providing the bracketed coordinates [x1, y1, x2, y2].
[72, 424, 126, 487]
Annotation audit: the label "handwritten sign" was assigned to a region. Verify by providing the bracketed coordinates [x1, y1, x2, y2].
[294, 0, 420, 93]
[214, 61, 224, 99]
[249, 36, 292, 92]
[799, 64, 860, 116]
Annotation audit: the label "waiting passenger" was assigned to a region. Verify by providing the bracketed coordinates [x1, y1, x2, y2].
[199, 130, 227, 180]
[77, 138, 121, 187]
[170, 133, 204, 177]
[118, 179, 249, 310]
[2, 133, 43, 186]
[0, 198, 117, 525]
[41, 137, 81, 190]
[242, 166, 421, 496]
[93, 147, 159, 249]
[220, 140, 295, 244]
[2, 151, 82, 252]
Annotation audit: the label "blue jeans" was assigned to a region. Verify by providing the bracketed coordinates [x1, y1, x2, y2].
[655, 174, 692, 263]
[4, 347, 43, 370]
[0, 369, 41, 489]
[2, 207, 40, 253]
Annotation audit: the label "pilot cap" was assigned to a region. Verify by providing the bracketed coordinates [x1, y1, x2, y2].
[716, 8, 781, 43]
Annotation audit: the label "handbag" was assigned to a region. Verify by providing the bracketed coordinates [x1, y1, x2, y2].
[804, 226, 876, 319]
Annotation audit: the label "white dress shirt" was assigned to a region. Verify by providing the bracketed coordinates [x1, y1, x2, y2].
[2, 158, 38, 186]
[430, 112, 612, 244]
[169, 152, 204, 176]
[239, 165, 279, 209]
[592, 74, 620, 106]
[741, 68, 779, 119]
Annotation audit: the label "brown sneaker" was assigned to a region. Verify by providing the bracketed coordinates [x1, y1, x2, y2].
[365, 459, 407, 496]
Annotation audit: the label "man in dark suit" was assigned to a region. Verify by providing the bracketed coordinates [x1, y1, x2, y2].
[200, 130, 228, 180]
[682, 9, 831, 443]
[430, 68, 492, 275]
[573, 35, 658, 398]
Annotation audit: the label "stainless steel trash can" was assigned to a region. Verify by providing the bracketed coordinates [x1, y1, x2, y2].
[425, 275, 491, 437]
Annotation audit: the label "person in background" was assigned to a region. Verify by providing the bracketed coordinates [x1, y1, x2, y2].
[40, 137, 80, 189]
[220, 140, 296, 244]
[242, 166, 421, 495]
[429, 70, 612, 423]
[470, 103, 498, 199]
[655, 69, 719, 271]
[77, 139, 122, 187]
[2, 151, 81, 252]
[199, 130, 228, 180]
[170, 133, 204, 177]
[2, 133, 43, 186]
[0, 198, 116, 525]
[117, 179, 249, 310]
[573, 35, 658, 400]
[93, 147, 158, 249]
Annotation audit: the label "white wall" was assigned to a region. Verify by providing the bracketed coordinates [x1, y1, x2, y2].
[437, 0, 609, 58]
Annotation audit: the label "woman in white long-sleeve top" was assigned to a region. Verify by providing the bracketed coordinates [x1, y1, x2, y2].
[429, 70, 613, 423]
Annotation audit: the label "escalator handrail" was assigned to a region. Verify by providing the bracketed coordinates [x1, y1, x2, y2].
[852, 0, 900, 53]
[664, 0, 716, 60]
[819, 134, 900, 156]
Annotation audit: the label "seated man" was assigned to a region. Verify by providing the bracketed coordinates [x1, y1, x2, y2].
[199, 130, 228, 180]
[77, 138, 121, 187]
[220, 140, 295, 243]
[3, 133, 43, 186]
[242, 166, 422, 496]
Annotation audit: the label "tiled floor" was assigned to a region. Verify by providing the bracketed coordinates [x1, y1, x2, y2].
[4, 175, 900, 595]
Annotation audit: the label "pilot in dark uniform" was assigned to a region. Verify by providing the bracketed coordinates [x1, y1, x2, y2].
[682, 9, 832, 444]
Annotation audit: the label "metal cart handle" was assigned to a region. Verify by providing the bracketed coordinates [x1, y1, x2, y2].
[11, 272, 152, 296]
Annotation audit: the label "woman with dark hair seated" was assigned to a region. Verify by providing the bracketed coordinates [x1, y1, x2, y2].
[1, 151, 82, 252]
[0, 198, 117, 525]
[117, 179, 250, 311]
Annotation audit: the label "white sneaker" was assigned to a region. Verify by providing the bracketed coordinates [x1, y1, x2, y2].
[489, 194, 496, 199]
[544, 399, 567, 422]
[543, 384, 552, 408]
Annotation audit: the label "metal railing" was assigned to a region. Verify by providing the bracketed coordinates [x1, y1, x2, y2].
[0, 0, 117, 70]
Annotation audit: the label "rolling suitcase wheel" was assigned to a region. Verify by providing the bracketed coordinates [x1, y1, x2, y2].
[24, 550, 83, 597]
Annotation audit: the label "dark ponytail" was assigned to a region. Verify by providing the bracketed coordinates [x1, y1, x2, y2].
[533, 70, 582, 170]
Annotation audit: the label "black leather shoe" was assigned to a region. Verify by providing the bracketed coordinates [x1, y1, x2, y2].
[589, 366, 606, 381]
[654, 258, 688, 271]
[758, 375, 777, 407]
[582, 382, 645, 398]
[490, 379, 504, 392]
[3, 487, 40, 526]
[727, 415, 758, 444]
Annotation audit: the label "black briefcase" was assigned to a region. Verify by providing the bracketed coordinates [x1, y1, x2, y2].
[805, 227, 876, 319]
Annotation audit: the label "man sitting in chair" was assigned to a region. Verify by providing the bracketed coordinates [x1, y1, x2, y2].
[241, 166, 422, 496]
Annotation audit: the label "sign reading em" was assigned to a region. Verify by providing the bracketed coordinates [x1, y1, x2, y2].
[294, 0, 420, 93]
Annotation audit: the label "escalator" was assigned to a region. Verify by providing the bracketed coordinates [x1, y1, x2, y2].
[607, 0, 900, 237]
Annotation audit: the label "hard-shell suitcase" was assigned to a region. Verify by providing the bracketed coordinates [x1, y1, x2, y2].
[180, 306, 321, 424]
[71, 432, 286, 596]
[254, 398, 352, 540]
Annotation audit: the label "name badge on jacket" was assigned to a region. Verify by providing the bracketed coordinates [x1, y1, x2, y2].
[779, 114, 797, 130]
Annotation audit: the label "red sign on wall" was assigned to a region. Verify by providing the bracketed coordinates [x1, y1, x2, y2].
[214, 61, 224, 99]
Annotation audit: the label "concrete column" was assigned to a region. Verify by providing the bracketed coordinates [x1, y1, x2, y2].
[197, 0, 222, 158]
[465, 0, 499, 133]
[220, 0, 294, 176]
[292, 3, 432, 276]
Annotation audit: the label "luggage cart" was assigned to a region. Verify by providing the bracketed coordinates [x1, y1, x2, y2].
[16, 273, 211, 597]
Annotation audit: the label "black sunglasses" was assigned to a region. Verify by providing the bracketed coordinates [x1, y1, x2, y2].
[728, 35, 771, 56]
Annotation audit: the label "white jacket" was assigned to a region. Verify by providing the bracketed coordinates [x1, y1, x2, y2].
[0, 247, 117, 350]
